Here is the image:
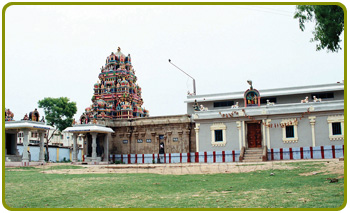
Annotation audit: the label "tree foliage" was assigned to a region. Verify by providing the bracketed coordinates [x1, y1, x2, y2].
[294, 5, 344, 52]
[38, 97, 77, 132]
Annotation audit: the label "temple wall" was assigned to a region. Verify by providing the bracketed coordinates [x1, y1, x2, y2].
[104, 115, 195, 155]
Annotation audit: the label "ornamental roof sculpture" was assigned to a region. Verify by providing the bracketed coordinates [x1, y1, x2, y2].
[5, 108, 14, 121]
[244, 80, 261, 107]
[81, 47, 149, 123]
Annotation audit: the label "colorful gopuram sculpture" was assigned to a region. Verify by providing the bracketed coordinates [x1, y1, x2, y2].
[5, 108, 14, 121]
[81, 47, 149, 123]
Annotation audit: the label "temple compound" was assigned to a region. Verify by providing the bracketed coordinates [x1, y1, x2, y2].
[75, 47, 195, 160]
[6, 47, 344, 165]
[75, 48, 343, 163]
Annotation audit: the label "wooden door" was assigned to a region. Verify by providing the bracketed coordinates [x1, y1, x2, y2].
[247, 123, 262, 148]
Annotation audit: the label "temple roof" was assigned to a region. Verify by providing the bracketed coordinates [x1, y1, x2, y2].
[5, 120, 54, 130]
[63, 124, 115, 133]
[185, 82, 344, 103]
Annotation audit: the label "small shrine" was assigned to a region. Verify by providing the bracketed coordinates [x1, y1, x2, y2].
[244, 80, 260, 107]
[81, 47, 149, 123]
[5, 109, 54, 166]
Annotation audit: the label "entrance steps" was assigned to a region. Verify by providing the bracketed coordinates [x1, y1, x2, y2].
[242, 148, 263, 162]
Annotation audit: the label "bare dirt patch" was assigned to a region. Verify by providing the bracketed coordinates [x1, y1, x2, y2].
[37, 159, 343, 176]
[298, 160, 344, 177]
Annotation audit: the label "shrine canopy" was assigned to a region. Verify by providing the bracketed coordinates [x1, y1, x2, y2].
[63, 124, 114, 134]
[5, 120, 54, 131]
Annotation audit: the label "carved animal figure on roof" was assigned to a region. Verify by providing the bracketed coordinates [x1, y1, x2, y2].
[313, 96, 322, 102]
[301, 96, 309, 103]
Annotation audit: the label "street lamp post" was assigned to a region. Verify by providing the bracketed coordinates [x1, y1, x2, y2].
[168, 59, 196, 95]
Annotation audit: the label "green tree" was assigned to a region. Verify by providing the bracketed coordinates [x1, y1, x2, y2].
[294, 5, 344, 52]
[38, 97, 77, 161]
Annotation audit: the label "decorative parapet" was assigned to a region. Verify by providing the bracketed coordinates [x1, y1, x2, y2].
[192, 100, 343, 120]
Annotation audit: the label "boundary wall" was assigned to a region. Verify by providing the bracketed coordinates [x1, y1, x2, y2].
[17, 145, 82, 162]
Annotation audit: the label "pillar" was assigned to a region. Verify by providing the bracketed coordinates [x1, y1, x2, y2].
[84, 135, 89, 158]
[236, 121, 242, 149]
[39, 131, 45, 162]
[72, 133, 78, 162]
[22, 129, 30, 163]
[91, 132, 97, 160]
[309, 116, 316, 147]
[194, 123, 200, 152]
[104, 133, 109, 162]
[266, 119, 271, 149]
[242, 121, 246, 148]
[262, 119, 266, 147]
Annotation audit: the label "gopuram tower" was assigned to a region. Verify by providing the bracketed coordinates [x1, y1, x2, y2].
[80, 47, 149, 123]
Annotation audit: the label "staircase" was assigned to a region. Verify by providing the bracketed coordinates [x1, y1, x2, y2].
[242, 148, 264, 162]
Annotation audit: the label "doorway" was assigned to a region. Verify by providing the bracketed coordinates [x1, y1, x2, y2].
[247, 123, 262, 148]
[159, 135, 165, 154]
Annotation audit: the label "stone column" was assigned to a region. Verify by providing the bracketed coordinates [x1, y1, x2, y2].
[309, 116, 316, 147]
[85, 135, 89, 157]
[91, 132, 98, 160]
[72, 133, 78, 162]
[242, 121, 246, 148]
[194, 123, 200, 152]
[104, 134, 109, 162]
[22, 129, 30, 163]
[236, 121, 242, 149]
[262, 119, 266, 147]
[266, 119, 271, 149]
[39, 131, 45, 162]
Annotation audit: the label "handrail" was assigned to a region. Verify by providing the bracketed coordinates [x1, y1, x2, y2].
[239, 146, 245, 162]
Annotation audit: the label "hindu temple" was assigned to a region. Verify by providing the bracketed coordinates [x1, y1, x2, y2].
[77, 47, 195, 156]
[80, 47, 149, 123]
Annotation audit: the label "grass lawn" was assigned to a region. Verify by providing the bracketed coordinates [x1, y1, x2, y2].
[4, 161, 344, 209]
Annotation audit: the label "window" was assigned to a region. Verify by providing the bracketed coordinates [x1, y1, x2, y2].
[137, 139, 143, 143]
[311, 92, 334, 99]
[122, 140, 128, 144]
[214, 130, 223, 142]
[285, 126, 294, 138]
[281, 119, 298, 143]
[173, 137, 178, 142]
[146, 139, 152, 143]
[214, 101, 234, 108]
[332, 123, 341, 135]
[210, 123, 227, 146]
[327, 115, 344, 140]
[60, 135, 64, 140]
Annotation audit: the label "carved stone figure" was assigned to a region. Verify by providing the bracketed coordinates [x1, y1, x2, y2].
[313, 96, 322, 102]
[23, 113, 29, 120]
[301, 96, 309, 103]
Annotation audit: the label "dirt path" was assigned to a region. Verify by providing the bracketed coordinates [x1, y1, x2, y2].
[39, 159, 344, 176]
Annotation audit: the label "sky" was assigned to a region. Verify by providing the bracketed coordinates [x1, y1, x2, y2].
[4, 3, 345, 122]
